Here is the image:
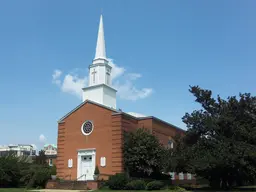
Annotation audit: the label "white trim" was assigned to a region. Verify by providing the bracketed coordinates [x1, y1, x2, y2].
[77, 149, 96, 181]
[49, 158, 53, 166]
[179, 172, 184, 180]
[81, 120, 94, 136]
[187, 173, 192, 180]
[100, 157, 106, 167]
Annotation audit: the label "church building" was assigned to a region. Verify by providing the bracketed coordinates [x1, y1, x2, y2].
[56, 15, 185, 181]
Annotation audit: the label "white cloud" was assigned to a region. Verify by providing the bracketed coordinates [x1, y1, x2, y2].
[114, 80, 153, 101]
[108, 59, 125, 80]
[39, 134, 47, 143]
[113, 70, 153, 101]
[52, 69, 62, 85]
[127, 73, 142, 80]
[61, 74, 87, 99]
[52, 58, 153, 101]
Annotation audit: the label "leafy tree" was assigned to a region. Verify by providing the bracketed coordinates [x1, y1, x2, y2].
[0, 152, 51, 188]
[0, 155, 20, 187]
[20, 164, 51, 189]
[164, 134, 189, 174]
[0, 154, 30, 187]
[34, 150, 47, 165]
[124, 128, 168, 178]
[178, 86, 256, 189]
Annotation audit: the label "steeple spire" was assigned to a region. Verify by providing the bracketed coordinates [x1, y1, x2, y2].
[94, 15, 106, 60]
[82, 14, 117, 109]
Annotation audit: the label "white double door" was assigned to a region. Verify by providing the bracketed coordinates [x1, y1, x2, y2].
[81, 155, 94, 180]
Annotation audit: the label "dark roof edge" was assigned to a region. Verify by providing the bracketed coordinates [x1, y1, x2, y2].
[112, 112, 141, 121]
[112, 112, 185, 132]
[139, 116, 186, 132]
[58, 100, 119, 123]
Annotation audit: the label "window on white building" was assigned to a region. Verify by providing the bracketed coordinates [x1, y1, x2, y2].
[49, 159, 53, 166]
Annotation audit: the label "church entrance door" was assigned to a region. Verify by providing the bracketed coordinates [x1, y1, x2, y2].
[77, 149, 96, 181]
[81, 155, 93, 180]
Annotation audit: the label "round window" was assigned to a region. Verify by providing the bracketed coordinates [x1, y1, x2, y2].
[81, 120, 93, 136]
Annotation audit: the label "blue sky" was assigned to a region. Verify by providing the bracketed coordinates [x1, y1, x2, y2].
[0, 0, 255, 150]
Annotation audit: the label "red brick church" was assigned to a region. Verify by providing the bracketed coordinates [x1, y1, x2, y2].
[56, 15, 185, 181]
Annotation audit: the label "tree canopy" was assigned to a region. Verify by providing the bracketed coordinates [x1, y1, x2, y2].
[174, 86, 256, 189]
[123, 128, 168, 179]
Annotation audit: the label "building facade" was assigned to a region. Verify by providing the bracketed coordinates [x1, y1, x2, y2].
[56, 15, 185, 181]
[43, 144, 57, 166]
[0, 144, 36, 157]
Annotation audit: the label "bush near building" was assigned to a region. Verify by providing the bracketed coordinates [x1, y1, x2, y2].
[0, 151, 55, 189]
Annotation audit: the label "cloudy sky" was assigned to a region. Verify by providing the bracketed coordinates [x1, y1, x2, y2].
[0, 0, 255, 150]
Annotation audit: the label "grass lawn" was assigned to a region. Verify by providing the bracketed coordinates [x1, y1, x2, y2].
[0, 188, 255, 192]
[0, 190, 169, 192]
[0, 189, 28, 192]
[95, 191, 172, 192]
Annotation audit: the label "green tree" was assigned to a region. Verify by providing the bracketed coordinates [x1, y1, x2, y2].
[164, 134, 189, 174]
[20, 164, 51, 189]
[179, 86, 256, 189]
[34, 150, 47, 165]
[0, 152, 51, 188]
[123, 128, 168, 178]
[0, 154, 30, 187]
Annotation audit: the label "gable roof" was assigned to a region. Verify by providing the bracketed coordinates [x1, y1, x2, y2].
[58, 100, 185, 132]
[44, 144, 57, 148]
[58, 100, 119, 123]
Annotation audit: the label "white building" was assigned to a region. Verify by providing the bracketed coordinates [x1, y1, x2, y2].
[43, 144, 57, 156]
[43, 144, 57, 166]
[0, 144, 36, 157]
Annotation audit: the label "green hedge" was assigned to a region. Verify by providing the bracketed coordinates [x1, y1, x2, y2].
[126, 180, 146, 190]
[0, 155, 52, 189]
[146, 180, 165, 190]
[108, 173, 129, 190]
[168, 186, 187, 192]
[106, 173, 177, 191]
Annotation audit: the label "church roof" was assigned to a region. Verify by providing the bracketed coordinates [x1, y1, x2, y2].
[58, 99, 185, 132]
[112, 112, 185, 133]
[58, 100, 119, 123]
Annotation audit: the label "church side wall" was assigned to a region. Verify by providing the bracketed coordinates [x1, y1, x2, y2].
[152, 120, 185, 146]
[111, 114, 141, 174]
[137, 119, 153, 132]
[56, 122, 66, 178]
[111, 115, 124, 174]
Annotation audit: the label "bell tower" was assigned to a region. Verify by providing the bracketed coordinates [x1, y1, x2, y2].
[82, 15, 117, 109]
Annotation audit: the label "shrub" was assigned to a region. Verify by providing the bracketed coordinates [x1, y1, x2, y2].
[50, 165, 56, 175]
[21, 164, 51, 189]
[108, 173, 128, 190]
[0, 155, 29, 187]
[169, 185, 186, 192]
[126, 180, 146, 190]
[146, 180, 164, 190]
[178, 184, 195, 190]
[94, 165, 100, 175]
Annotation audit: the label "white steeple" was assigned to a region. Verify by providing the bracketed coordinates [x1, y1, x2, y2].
[94, 15, 106, 60]
[82, 15, 117, 109]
